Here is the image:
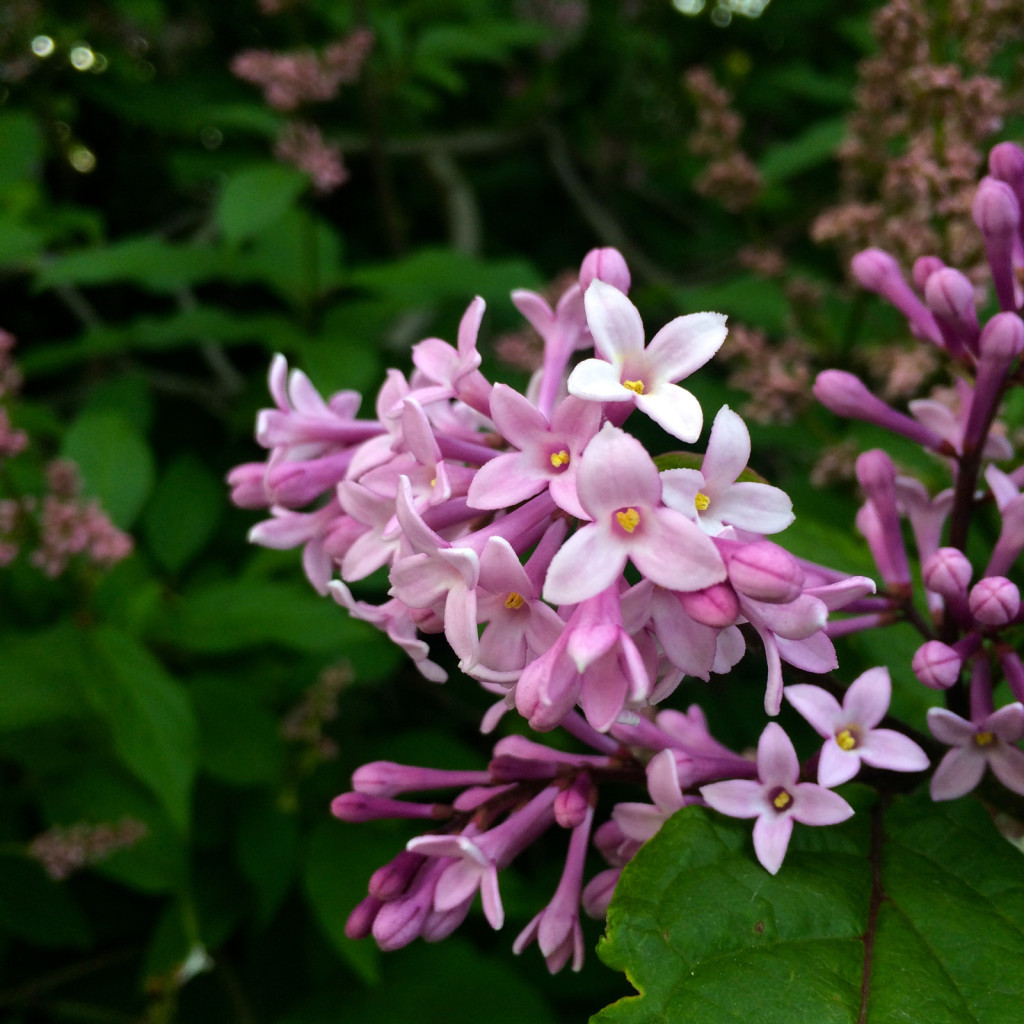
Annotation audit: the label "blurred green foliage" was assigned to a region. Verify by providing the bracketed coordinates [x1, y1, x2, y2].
[1, 0, 1019, 1021]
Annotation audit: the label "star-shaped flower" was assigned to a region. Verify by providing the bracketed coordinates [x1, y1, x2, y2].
[785, 667, 929, 787]
[700, 722, 853, 874]
[567, 280, 727, 442]
[928, 703, 1024, 800]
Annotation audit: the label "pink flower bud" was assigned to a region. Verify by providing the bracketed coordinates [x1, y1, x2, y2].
[990, 142, 1024, 189]
[554, 774, 593, 828]
[579, 247, 631, 293]
[330, 792, 442, 823]
[677, 581, 740, 628]
[912, 640, 962, 689]
[725, 540, 804, 603]
[851, 248, 901, 292]
[973, 176, 1020, 237]
[369, 850, 424, 900]
[922, 547, 973, 597]
[851, 249, 942, 344]
[924, 267, 979, 354]
[978, 312, 1024, 362]
[912, 255, 945, 291]
[345, 895, 383, 940]
[968, 576, 1020, 626]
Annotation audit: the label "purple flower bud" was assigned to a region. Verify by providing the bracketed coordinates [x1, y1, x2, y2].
[922, 547, 973, 597]
[912, 640, 962, 689]
[924, 267, 979, 355]
[851, 248, 942, 345]
[330, 792, 444, 823]
[677, 581, 740, 628]
[579, 247, 631, 294]
[969, 576, 1020, 626]
[973, 177, 1022, 312]
[979, 311, 1024, 362]
[554, 774, 593, 829]
[814, 371, 948, 451]
[913, 255, 945, 291]
[725, 540, 804, 603]
[856, 450, 910, 586]
[351, 761, 492, 797]
[369, 850, 425, 901]
[345, 895, 383, 939]
[990, 141, 1024, 195]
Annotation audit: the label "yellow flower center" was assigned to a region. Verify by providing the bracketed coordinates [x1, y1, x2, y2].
[623, 379, 645, 395]
[504, 591, 525, 610]
[836, 728, 857, 751]
[615, 507, 641, 533]
[695, 491, 711, 512]
[975, 730, 995, 747]
[772, 789, 792, 810]
[550, 449, 570, 468]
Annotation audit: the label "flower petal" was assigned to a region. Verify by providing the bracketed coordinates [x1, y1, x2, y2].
[645, 311, 728, 382]
[842, 666, 891, 728]
[584, 279, 645, 363]
[757, 722, 799, 786]
[635, 383, 704, 442]
[784, 683, 843, 737]
[567, 357, 632, 402]
[700, 406, 750, 490]
[752, 814, 794, 874]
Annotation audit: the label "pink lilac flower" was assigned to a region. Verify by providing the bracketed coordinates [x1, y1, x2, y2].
[928, 703, 1024, 799]
[700, 722, 854, 874]
[568, 280, 728, 442]
[542, 423, 726, 606]
[660, 405, 794, 535]
[784, 667, 929, 787]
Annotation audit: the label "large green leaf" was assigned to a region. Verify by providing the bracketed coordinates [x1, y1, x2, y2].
[594, 795, 1024, 1023]
[62, 409, 155, 528]
[81, 626, 198, 832]
[216, 164, 308, 246]
[0, 625, 91, 730]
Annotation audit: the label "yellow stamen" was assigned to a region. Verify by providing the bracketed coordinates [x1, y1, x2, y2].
[975, 731, 995, 747]
[616, 507, 640, 533]
[623, 379, 645, 395]
[836, 728, 857, 752]
[773, 790, 792, 810]
[430, 477, 437, 488]
[550, 449, 570, 468]
[504, 591, 525, 610]
[695, 492, 711, 512]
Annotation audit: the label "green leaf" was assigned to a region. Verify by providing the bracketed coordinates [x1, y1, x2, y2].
[82, 626, 198, 832]
[673, 276, 790, 334]
[216, 164, 308, 246]
[595, 795, 1024, 1024]
[62, 410, 155, 528]
[303, 819, 385, 983]
[35, 236, 226, 293]
[0, 625, 90, 730]
[141, 455, 224, 573]
[191, 675, 283, 786]
[758, 117, 847, 186]
[0, 111, 44, 190]
[236, 796, 299, 925]
[0, 856, 91, 948]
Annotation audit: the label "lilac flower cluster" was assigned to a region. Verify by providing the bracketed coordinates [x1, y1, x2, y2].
[229, 245, 940, 969]
[816, 140, 1024, 803]
[0, 333, 133, 576]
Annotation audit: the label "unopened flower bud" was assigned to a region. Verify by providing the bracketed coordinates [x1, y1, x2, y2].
[330, 792, 443, 823]
[351, 761, 491, 797]
[912, 255, 945, 291]
[969, 576, 1020, 626]
[814, 371, 947, 451]
[851, 248, 942, 344]
[579, 247, 631, 294]
[369, 850, 424, 901]
[912, 640, 962, 689]
[554, 773, 593, 828]
[973, 177, 1022, 312]
[925, 267, 979, 354]
[990, 142, 1024, 194]
[922, 547, 973, 598]
[725, 540, 804, 603]
[978, 312, 1024, 363]
[677, 581, 740, 627]
[345, 895, 383, 940]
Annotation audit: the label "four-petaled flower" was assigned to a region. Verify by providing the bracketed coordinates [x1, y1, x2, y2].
[567, 280, 728, 442]
[785, 667, 929, 786]
[700, 722, 854, 874]
[928, 703, 1024, 800]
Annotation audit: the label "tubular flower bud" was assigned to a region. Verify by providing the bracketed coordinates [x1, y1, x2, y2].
[989, 141, 1024, 210]
[856, 450, 911, 586]
[912, 255, 945, 292]
[922, 547, 973, 598]
[972, 177, 1022, 312]
[912, 640, 963, 689]
[579, 247, 631, 294]
[924, 267, 979, 356]
[814, 371, 948, 451]
[968, 576, 1021, 626]
[725, 540, 804, 604]
[677, 581, 740, 628]
[978, 311, 1024, 364]
[851, 248, 942, 345]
